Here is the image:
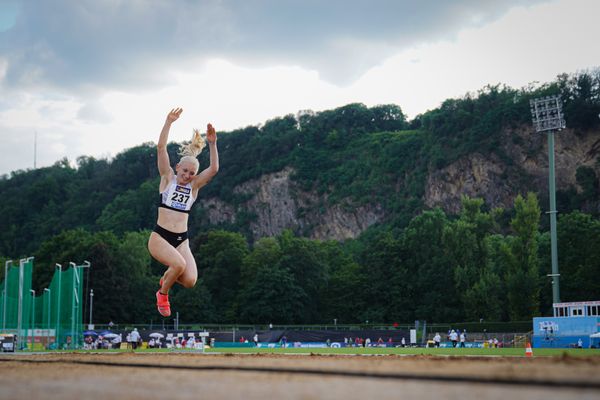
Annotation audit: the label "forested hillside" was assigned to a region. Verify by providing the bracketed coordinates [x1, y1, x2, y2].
[1, 71, 599, 325]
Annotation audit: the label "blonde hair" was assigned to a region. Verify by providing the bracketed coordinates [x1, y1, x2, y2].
[178, 129, 206, 158]
[176, 129, 205, 172]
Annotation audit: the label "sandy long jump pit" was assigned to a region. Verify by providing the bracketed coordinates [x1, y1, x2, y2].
[1, 352, 599, 400]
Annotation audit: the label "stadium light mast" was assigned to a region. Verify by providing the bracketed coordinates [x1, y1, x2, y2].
[530, 95, 566, 304]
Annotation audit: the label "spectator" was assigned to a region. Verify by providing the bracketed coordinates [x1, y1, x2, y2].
[130, 328, 141, 350]
[449, 330, 458, 348]
[187, 336, 196, 349]
[253, 333, 259, 347]
[64, 335, 72, 350]
[459, 331, 466, 348]
[112, 334, 122, 349]
[433, 333, 441, 348]
[401, 337, 406, 347]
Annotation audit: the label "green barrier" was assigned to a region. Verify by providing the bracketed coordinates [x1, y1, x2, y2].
[0, 258, 33, 349]
[0, 259, 87, 350]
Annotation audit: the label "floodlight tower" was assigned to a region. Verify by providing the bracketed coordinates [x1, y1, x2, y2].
[530, 95, 566, 304]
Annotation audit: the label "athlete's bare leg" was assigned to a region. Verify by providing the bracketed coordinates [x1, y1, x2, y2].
[148, 232, 186, 294]
[176, 242, 198, 288]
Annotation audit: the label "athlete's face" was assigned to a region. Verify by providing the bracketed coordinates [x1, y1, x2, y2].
[176, 161, 198, 184]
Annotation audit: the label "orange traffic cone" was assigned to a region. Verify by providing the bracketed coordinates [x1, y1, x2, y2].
[525, 342, 533, 357]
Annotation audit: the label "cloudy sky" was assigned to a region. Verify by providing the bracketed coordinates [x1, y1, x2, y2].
[0, 0, 598, 175]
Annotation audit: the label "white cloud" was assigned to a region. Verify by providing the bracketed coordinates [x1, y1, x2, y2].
[349, 0, 600, 117]
[0, 0, 598, 176]
[77, 100, 113, 124]
[0, 0, 544, 90]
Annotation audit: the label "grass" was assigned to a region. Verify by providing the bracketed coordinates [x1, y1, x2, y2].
[18, 346, 600, 358]
[206, 346, 600, 357]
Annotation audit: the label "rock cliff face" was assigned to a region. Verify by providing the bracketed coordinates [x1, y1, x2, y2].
[199, 168, 384, 241]
[200, 126, 598, 241]
[424, 127, 600, 213]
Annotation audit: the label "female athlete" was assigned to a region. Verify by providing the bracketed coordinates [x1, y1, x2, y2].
[148, 107, 219, 317]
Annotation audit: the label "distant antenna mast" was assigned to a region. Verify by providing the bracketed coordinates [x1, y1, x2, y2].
[34, 130, 37, 169]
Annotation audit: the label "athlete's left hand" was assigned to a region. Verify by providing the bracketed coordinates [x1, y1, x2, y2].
[206, 123, 217, 143]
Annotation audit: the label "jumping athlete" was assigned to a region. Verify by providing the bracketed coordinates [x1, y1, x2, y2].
[148, 107, 219, 317]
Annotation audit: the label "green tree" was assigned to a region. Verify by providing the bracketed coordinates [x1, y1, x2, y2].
[240, 237, 283, 283]
[443, 196, 501, 320]
[196, 230, 249, 322]
[553, 212, 600, 302]
[357, 231, 412, 323]
[277, 230, 329, 323]
[401, 208, 461, 322]
[114, 231, 157, 322]
[461, 233, 509, 321]
[322, 257, 365, 324]
[96, 179, 158, 234]
[171, 279, 217, 323]
[320, 241, 367, 324]
[504, 193, 541, 320]
[238, 264, 308, 324]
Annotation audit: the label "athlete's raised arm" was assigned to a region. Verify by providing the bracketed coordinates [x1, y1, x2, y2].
[157, 108, 182, 177]
[193, 123, 219, 188]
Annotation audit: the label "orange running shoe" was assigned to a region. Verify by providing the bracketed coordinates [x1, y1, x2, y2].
[156, 290, 171, 317]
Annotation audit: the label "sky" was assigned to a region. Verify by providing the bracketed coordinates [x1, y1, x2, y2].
[0, 0, 599, 176]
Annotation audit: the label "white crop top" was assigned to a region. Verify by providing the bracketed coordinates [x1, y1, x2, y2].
[158, 177, 197, 214]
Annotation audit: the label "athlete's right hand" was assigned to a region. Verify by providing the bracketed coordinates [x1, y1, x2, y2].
[167, 107, 183, 123]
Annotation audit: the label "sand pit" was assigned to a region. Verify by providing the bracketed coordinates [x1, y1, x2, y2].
[1, 352, 599, 400]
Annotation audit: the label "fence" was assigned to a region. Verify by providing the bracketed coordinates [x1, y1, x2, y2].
[0, 258, 87, 350]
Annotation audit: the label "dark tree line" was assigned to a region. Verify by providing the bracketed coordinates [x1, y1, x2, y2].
[5, 194, 596, 325]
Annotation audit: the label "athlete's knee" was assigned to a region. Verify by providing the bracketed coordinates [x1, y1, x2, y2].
[171, 260, 187, 275]
[179, 276, 197, 289]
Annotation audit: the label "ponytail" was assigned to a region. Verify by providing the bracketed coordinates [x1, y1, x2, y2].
[178, 129, 206, 158]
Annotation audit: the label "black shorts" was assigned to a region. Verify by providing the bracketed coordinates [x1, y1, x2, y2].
[153, 224, 188, 248]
